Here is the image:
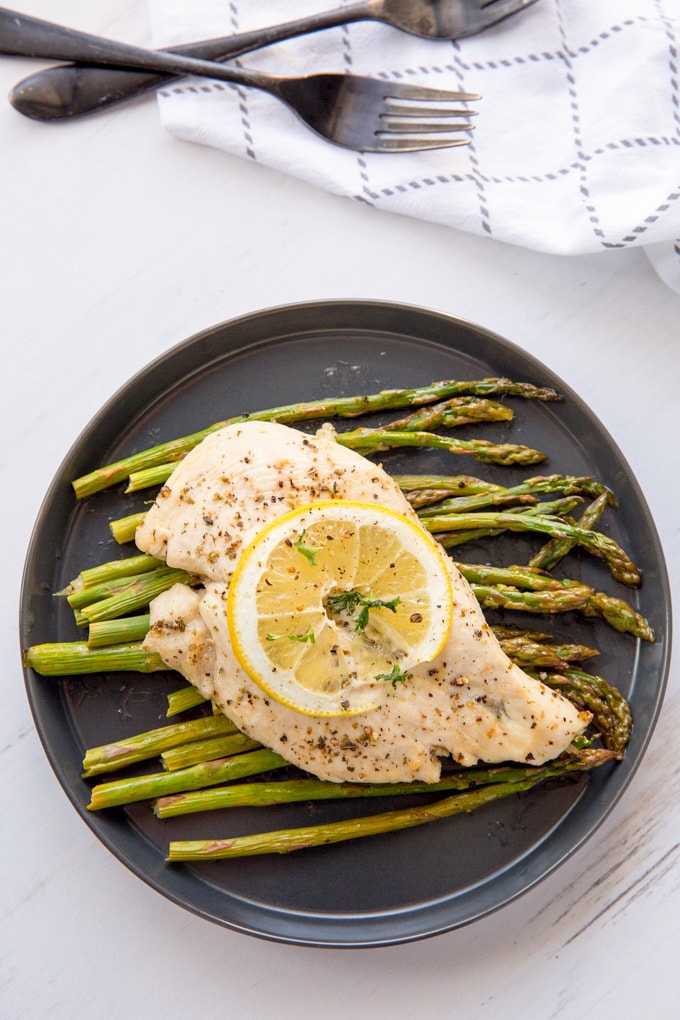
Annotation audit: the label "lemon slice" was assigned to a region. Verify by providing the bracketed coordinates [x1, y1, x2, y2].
[227, 500, 453, 717]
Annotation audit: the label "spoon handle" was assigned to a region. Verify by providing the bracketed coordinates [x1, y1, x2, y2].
[1, 3, 374, 121]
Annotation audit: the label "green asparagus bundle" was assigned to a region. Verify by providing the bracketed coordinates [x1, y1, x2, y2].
[23, 373, 652, 863]
[72, 377, 561, 498]
[164, 750, 616, 861]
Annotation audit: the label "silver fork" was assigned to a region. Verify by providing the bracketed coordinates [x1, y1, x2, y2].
[2, 0, 538, 122]
[0, 7, 479, 151]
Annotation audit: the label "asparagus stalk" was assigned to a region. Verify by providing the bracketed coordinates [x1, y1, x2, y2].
[155, 750, 616, 818]
[395, 474, 506, 493]
[161, 732, 261, 771]
[425, 511, 642, 587]
[165, 752, 613, 861]
[581, 592, 654, 641]
[72, 378, 562, 499]
[110, 512, 146, 545]
[497, 635, 598, 668]
[79, 568, 192, 624]
[396, 474, 509, 509]
[124, 399, 519, 494]
[417, 475, 613, 517]
[471, 580, 651, 637]
[167, 685, 208, 716]
[87, 747, 288, 810]
[382, 396, 514, 431]
[433, 497, 585, 548]
[24, 641, 166, 676]
[459, 563, 652, 640]
[67, 570, 160, 611]
[529, 491, 610, 571]
[126, 464, 177, 493]
[470, 583, 594, 614]
[127, 425, 547, 494]
[87, 615, 151, 648]
[492, 625, 553, 641]
[59, 554, 162, 595]
[336, 428, 546, 466]
[455, 561, 593, 592]
[82, 714, 240, 777]
[536, 669, 633, 754]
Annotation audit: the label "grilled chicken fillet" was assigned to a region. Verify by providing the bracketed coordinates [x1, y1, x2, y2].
[138, 421, 589, 783]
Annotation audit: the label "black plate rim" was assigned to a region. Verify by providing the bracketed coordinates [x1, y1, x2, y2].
[20, 299, 672, 948]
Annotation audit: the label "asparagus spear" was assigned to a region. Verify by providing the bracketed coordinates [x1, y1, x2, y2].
[433, 497, 585, 549]
[492, 625, 553, 641]
[536, 669, 632, 754]
[167, 685, 208, 716]
[455, 561, 593, 592]
[461, 564, 653, 640]
[110, 512, 146, 545]
[394, 474, 506, 493]
[381, 396, 514, 430]
[87, 747, 288, 810]
[24, 641, 166, 676]
[125, 464, 176, 493]
[496, 635, 599, 668]
[161, 732, 261, 771]
[425, 511, 642, 587]
[155, 749, 616, 818]
[581, 591, 654, 641]
[82, 714, 240, 777]
[72, 377, 562, 498]
[87, 615, 151, 648]
[79, 568, 192, 625]
[396, 474, 509, 509]
[113, 482, 568, 545]
[165, 752, 614, 861]
[124, 399, 520, 494]
[66, 571, 159, 612]
[126, 426, 547, 494]
[470, 583, 594, 614]
[59, 554, 162, 595]
[529, 491, 610, 571]
[417, 475, 614, 517]
[336, 428, 546, 466]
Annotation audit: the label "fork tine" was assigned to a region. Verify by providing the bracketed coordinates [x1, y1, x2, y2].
[374, 136, 472, 152]
[385, 100, 478, 120]
[383, 85, 479, 103]
[381, 119, 475, 135]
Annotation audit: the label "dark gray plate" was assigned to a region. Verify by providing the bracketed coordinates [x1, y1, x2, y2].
[20, 300, 670, 947]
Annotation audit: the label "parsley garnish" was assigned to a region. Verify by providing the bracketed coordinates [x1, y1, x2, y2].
[266, 625, 316, 644]
[374, 664, 411, 687]
[294, 530, 323, 566]
[326, 589, 401, 632]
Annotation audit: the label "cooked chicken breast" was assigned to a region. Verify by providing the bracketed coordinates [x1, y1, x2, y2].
[135, 420, 414, 584]
[138, 421, 589, 782]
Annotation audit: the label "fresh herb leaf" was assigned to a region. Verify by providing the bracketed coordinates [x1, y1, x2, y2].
[326, 589, 401, 632]
[375, 664, 411, 687]
[326, 590, 364, 618]
[266, 625, 316, 644]
[294, 529, 323, 566]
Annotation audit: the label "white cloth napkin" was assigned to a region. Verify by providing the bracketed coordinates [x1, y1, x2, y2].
[149, 0, 680, 294]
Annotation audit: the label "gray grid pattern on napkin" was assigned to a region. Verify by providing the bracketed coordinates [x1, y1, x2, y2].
[154, 0, 680, 285]
[347, 5, 680, 251]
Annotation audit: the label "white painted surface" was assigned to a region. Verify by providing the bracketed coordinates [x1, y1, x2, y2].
[2, 4, 678, 1018]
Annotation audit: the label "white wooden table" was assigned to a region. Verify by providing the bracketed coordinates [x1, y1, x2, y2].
[2, 3, 678, 1017]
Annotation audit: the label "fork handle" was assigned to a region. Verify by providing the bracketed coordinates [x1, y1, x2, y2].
[1, 3, 375, 121]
